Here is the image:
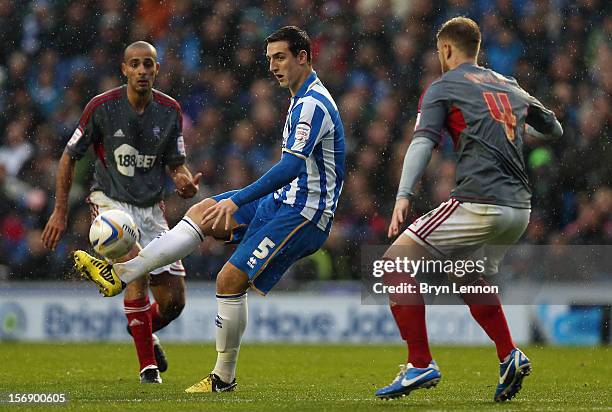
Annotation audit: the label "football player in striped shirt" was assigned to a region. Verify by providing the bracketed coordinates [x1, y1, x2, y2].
[73, 26, 345, 393]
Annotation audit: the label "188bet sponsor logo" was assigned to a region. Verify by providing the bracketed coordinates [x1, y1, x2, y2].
[113, 144, 156, 177]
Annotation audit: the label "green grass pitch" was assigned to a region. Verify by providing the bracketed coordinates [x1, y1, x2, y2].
[0, 343, 610, 411]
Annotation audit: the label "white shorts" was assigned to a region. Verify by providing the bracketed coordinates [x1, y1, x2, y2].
[87, 191, 185, 276]
[404, 198, 530, 275]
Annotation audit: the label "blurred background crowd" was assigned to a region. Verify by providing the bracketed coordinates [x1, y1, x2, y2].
[0, 0, 610, 283]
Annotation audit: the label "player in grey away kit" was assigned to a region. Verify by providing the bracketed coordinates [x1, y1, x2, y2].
[375, 17, 562, 402]
[42, 41, 201, 384]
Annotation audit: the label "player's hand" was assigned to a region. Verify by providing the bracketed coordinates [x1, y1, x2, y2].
[174, 172, 202, 198]
[42, 209, 68, 250]
[201, 198, 238, 231]
[388, 198, 411, 239]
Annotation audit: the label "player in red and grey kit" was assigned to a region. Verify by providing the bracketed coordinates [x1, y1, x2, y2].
[375, 18, 562, 401]
[42, 41, 201, 384]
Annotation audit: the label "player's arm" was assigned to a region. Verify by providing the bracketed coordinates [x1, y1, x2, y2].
[42, 102, 98, 250]
[41, 153, 77, 250]
[389, 82, 446, 238]
[389, 138, 437, 238]
[166, 164, 201, 199]
[396, 138, 437, 201]
[201, 153, 304, 230]
[231, 153, 303, 206]
[525, 98, 563, 140]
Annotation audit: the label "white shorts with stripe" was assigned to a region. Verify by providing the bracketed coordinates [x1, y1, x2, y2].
[87, 191, 185, 276]
[404, 198, 530, 276]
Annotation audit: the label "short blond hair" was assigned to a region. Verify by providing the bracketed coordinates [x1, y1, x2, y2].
[437, 17, 481, 58]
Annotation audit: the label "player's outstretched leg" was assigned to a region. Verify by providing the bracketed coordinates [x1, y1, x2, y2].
[185, 263, 248, 393]
[494, 348, 531, 402]
[75, 198, 237, 293]
[375, 361, 441, 399]
[73, 216, 199, 294]
[114, 198, 236, 284]
[113, 216, 204, 284]
[73, 216, 202, 295]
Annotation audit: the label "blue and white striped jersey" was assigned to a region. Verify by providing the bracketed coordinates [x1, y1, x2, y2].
[275, 71, 345, 232]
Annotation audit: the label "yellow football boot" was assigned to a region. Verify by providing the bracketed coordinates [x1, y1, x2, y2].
[184, 374, 237, 393]
[73, 250, 125, 297]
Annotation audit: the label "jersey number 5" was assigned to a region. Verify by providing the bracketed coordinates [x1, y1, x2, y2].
[483, 92, 516, 141]
[253, 237, 276, 259]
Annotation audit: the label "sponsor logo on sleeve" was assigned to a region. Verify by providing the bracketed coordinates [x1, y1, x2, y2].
[292, 122, 311, 151]
[295, 123, 310, 142]
[67, 127, 83, 146]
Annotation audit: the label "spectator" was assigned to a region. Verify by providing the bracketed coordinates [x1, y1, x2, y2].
[0, 119, 33, 177]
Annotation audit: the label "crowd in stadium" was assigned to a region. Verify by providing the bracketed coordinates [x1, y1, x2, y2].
[0, 0, 610, 282]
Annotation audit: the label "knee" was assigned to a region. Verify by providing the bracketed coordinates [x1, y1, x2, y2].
[216, 265, 249, 295]
[186, 198, 216, 224]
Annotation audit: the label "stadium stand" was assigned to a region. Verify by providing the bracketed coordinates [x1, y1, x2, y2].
[0, 0, 610, 281]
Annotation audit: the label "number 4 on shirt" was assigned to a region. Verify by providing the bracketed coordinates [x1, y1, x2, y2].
[483, 92, 516, 141]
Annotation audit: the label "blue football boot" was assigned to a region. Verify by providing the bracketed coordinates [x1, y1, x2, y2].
[494, 348, 531, 402]
[375, 361, 441, 399]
